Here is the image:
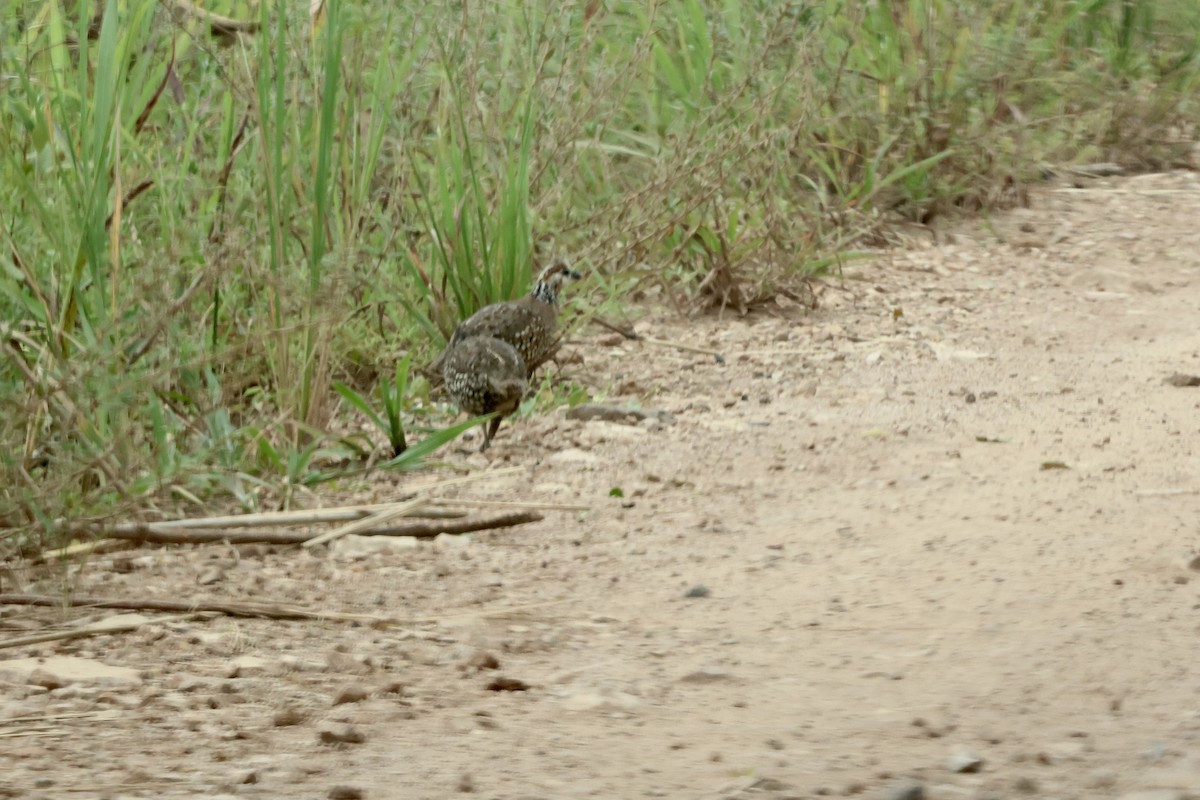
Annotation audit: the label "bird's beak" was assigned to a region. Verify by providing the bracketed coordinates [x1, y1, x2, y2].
[568, 270, 582, 280]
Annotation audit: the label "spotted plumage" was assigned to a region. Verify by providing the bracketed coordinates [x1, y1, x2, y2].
[446, 260, 582, 376]
[441, 335, 528, 452]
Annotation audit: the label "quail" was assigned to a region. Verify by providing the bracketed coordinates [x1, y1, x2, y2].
[441, 335, 528, 452]
[445, 260, 581, 377]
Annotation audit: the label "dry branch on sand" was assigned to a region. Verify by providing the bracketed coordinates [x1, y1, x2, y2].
[46, 511, 543, 549]
[39, 468, 582, 559]
[0, 594, 570, 651]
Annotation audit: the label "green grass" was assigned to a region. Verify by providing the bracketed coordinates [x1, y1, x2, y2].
[2, 0, 1198, 550]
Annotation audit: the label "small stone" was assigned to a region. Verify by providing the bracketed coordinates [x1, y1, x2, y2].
[485, 677, 530, 692]
[684, 584, 710, 598]
[27, 668, 64, 691]
[461, 651, 501, 672]
[1044, 739, 1088, 760]
[1013, 776, 1038, 793]
[679, 666, 733, 684]
[556, 686, 641, 712]
[1141, 743, 1168, 760]
[547, 448, 600, 465]
[325, 651, 371, 676]
[272, 706, 305, 727]
[197, 566, 225, 585]
[567, 403, 647, 423]
[457, 773, 475, 792]
[881, 780, 924, 800]
[332, 686, 370, 706]
[318, 725, 366, 745]
[328, 786, 364, 800]
[747, 778, 791, 792]
[225, 655, 269, 679]
[947, 752, 984, 773]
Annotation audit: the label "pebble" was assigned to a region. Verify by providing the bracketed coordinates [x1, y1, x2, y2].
[272, 706, 306, 727]
[684, 584, 710, 598]
[225, 656, 269, 679]
[1087, 769, 1118, 788]
[947, 751, 984, 773]
[328, 786, 364, 800]
[546, 448, 600, 465]
[460, 651, 501, 673]
[556, 686, 642, 712]
[880, 780, 924, 800]
[333, 686, 370, 706]
[318, 724, 366, 745]
[197, 566, 225, 585]
[566, 403, 672, 425]
[1043, 739, 1088, 760]
[1013, 776, 1038, 793]
[679, 666, 734, 684]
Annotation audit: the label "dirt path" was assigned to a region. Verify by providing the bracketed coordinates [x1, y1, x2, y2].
[3, 173, 1200, 800]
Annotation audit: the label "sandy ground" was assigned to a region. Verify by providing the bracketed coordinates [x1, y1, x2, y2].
[2, 172, 1200, 800]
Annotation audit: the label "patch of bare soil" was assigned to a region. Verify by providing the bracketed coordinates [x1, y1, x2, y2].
[3, 172, 1200, 800]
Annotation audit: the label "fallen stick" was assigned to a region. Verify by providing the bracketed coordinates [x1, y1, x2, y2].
[110, 504, 460, 531]
[301, 497, 429, 549]
[428, 498, 590, 512]
[0, 711, 119, 726]
[407, 598, 571, 624]
[63, 509, 465, 537]
[588, 317, 638, 339]
[45, 511, 542, 548]
[640, 336, 726, 363]
[0, 612, 206, 650]
[0, 594, 565, 629]
[0, 594, 385, 623]
[79, 466, 525, 531]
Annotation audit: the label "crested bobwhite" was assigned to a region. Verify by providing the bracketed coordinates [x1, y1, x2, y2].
[445, 260, 581, 377]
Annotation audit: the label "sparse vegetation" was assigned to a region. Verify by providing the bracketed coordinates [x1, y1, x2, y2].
[2, 0, 1197, 548]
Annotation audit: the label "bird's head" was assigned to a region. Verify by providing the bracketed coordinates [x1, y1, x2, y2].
[531, 259, 582, 305]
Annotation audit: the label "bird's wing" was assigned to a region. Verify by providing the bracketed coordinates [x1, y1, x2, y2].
[458, 301, 541, 341]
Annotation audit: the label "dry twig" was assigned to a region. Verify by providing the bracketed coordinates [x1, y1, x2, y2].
[301, 497, 429, 548]
[0, 594, 382, 622]
[46, 511, 542, 549]
[0, 612, 205, 650]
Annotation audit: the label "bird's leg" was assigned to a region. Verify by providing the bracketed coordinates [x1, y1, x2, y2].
[479, 416, 504, 453]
